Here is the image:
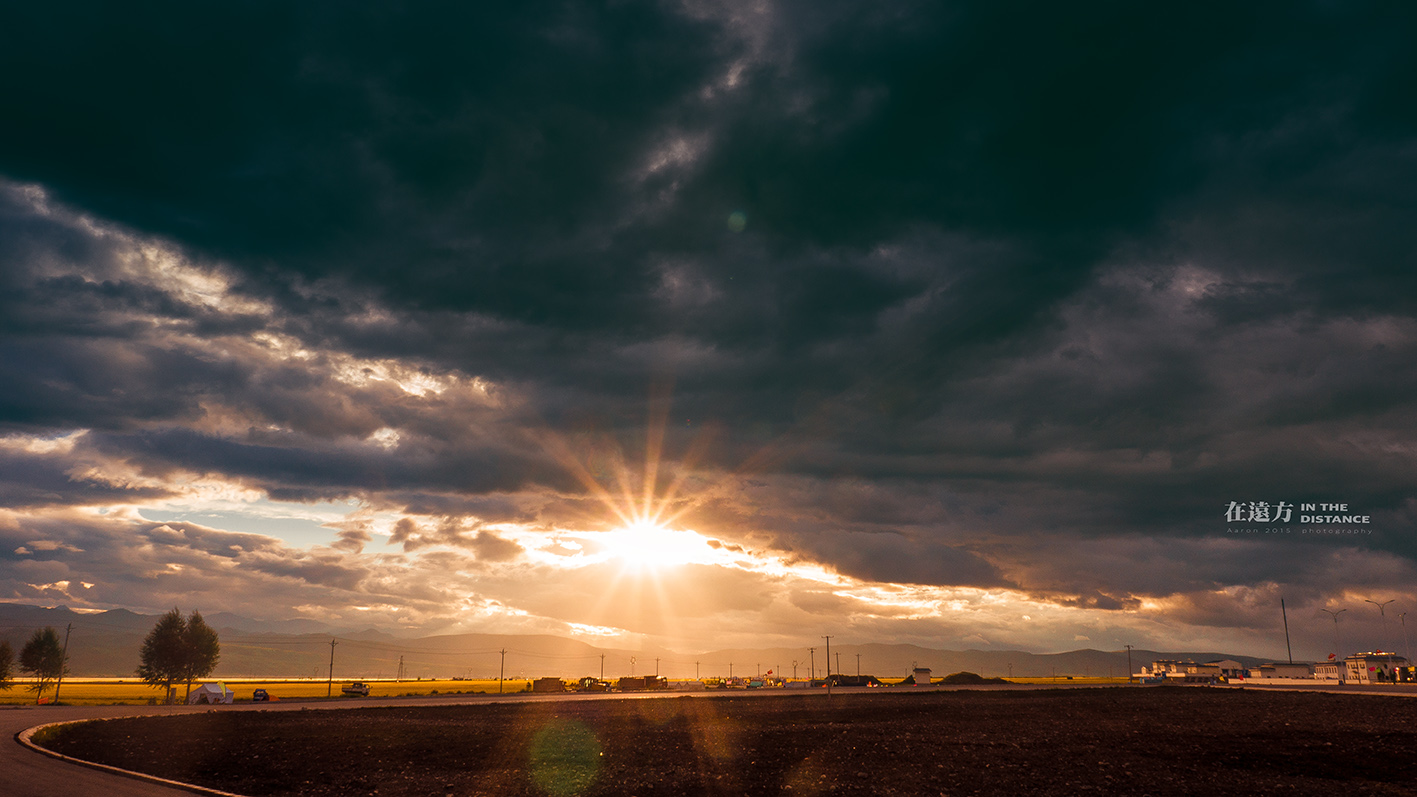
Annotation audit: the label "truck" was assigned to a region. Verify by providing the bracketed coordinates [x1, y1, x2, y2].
[341, 682, 371, 697]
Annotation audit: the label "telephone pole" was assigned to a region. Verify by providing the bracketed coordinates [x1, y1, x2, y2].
[856, 653, 861, 676]
[499, 649, 507, 693]
[1281, 598, 1293, 664]
[809, 648, 815, 681]
[601, 654, 606, 680]
[327, 639, 338, 697]
[822, 636, 833, 696]
[52, 623, 73, 705]
[695, 660, 700, 679]
[1125, 645, 1133, 684]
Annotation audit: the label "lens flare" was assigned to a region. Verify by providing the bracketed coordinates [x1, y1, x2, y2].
[529, 719, 602, 797]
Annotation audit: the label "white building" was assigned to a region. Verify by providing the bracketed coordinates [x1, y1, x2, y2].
[1314, 660, 1344, 681]
[1344, 652, 1410, 684]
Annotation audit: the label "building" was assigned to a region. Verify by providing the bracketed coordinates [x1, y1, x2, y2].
[1245, 662, 1314, 680]
[1314, 660, 1343, 681]
[913, 667, 932, 686]
[1344, 652, 1410, 684]
[1142, 660, 1220, 683]
[1207, 660, 1246, 678]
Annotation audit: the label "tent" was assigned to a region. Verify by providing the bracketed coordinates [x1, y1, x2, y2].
[187, 683, 235, 704]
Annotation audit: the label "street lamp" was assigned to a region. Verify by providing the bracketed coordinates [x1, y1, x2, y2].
[1366, 599, 1396, 651]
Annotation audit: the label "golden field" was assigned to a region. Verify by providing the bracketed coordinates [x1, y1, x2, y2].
[0, 678, 533, 706]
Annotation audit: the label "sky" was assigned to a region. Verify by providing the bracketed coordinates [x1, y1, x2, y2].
[1, 1, 1414, 660]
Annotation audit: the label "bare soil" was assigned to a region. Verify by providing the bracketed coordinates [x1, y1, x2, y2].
[37, 687, 1417, 796]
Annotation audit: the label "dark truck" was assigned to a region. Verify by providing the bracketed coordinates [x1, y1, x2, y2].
[614, 676, 669, 692]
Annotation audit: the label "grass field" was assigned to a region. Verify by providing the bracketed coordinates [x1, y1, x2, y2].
[0, 678, 534, 706]
[2, 674, 1130, 705]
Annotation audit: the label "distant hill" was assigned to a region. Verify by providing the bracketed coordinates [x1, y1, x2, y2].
[0, 602, 1271, 680]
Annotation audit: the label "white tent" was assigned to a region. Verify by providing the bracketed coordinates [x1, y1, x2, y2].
[187, 682, 235, 704]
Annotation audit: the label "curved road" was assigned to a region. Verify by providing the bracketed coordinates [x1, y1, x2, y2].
[8, 682, 1416, 796]
[2, 690, 753, 796]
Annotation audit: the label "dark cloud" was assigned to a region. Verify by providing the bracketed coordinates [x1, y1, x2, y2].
[0, 1, 1414, 649]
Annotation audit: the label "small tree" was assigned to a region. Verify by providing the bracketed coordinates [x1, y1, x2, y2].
[19, 627, 67, 704]
[137, 609, 187, 704]
[0, 640, 14, 691]
[180, 610, 221, 702]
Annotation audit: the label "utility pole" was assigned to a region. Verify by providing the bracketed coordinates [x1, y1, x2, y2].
[1282, 598, 1293, 664]
[1322, 608, 1347, 658]
[601, 654, 606, 680]
[729, 662, 733, 678]
[792, 660, 799, 679]
[835, 651, 840, 676]
[822, 636, 833, 696]
[1124, 645, 1133, 684]
[856, 653, 861, 676]
[327, 639, 338, 697]
[397, 655, 404, 682]
[809, 648, 815, 681]
[52, 623, 72, 705]
[1399, 609, 1411, 660]
[499, 649, 507, 693]
[656, 657, 661, 677]
[695, 660, 699, 679]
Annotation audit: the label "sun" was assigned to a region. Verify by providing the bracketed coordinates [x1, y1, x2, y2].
[599, 520, 715, 570]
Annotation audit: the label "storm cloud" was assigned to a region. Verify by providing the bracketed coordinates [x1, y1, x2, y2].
[1, 1, 1414, 656]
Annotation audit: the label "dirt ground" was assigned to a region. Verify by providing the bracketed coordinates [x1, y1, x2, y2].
[36, 687, 1417, 796]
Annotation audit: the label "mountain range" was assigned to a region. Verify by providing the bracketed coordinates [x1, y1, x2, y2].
[0, 602, 1273, 681]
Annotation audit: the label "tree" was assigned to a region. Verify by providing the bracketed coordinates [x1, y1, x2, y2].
[137, 609, 222, 704]
[0, 640, 14, 691]
[136, 608, 187, 704]
[20, 627, 67, 704]
[180, 610, 220, 702]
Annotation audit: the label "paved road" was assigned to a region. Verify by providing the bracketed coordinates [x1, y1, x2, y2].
[2, 689, 784, 796]
[4, 702, 222, 797]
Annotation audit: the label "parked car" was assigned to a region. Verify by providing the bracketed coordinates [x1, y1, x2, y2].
[341, 682, 371, 697]
[251, 689, 270, 702]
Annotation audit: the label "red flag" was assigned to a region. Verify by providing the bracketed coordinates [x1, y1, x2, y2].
[1328, 654, 1336, 660]
[766, 670, 773, 675]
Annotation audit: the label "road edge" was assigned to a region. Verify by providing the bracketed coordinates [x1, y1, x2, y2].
[16, 718, 248, 797]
